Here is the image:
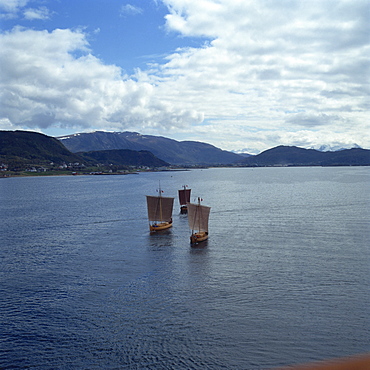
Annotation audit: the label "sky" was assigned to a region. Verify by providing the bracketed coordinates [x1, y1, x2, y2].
[0, 0, 369, 154]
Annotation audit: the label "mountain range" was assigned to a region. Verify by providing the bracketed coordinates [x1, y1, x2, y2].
[1, 130, 369, 170]
[239, 145, 370, 167]
[0, 130, 169, 170]
[58, 131, 242, 165]
[59, 131, 370, 166]
[309, 144, 362, 152]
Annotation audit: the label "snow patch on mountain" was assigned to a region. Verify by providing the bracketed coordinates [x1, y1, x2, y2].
[309, 143, 361, 152]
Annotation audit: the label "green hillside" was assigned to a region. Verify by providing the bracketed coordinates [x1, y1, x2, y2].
[0, 130, 83, 164]
[0, 131, 171, 174]
[240, 145, 370, 166]
[79, 149, 169, 167]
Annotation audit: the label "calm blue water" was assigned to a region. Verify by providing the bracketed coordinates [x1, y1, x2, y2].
[1, 167, 369, 369]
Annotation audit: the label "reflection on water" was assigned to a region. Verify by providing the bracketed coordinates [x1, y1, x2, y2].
[189, 240, 209, 251]
[147, 229, 175, 249]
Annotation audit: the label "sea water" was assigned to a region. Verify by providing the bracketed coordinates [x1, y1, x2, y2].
[1, 167, 369, 369]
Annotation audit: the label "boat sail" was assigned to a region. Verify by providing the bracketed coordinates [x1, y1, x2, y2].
[146, 186, 174, 231]
[178, 185, 191, 214]
[187, 197, 211, 244]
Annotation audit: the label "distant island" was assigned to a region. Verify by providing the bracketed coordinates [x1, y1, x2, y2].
[1, 130, 369, 177]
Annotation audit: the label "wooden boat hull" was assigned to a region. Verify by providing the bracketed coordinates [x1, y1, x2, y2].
[190, 231, 208, 244]
[180, 205, 188, 214]
[150, 221, 172, 231]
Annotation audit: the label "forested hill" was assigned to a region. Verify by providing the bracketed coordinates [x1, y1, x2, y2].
[0, 130, 82, 164]
[239, 145, 370, 166]
[79, 149, 169, 167]
[0, 131, 170, 169]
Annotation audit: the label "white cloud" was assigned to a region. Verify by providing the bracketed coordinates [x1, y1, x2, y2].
[0, 0, 28, 12]
[0, 0, 28, 18]
[23, 6, 51, 20]
[0, 27, 202, 134]
[120, 4, 143, 16]
[0, 0, 369, 152]
[153, 0, 370, 150]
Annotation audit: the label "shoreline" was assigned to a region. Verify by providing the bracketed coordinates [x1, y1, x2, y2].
[0, 168, 193, 178]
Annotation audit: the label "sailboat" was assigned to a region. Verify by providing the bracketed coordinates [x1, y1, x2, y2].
[178, 185, 191, 214]
[146, 186, 174, 231]
[187, 197, 211, 244]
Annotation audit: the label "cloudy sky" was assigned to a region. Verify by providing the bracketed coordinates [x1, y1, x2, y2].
[0, 0, 369, 153]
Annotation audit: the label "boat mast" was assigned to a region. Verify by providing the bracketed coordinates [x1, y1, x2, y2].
[158, 181, 163, 222]
[197, 197, 201, 232]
